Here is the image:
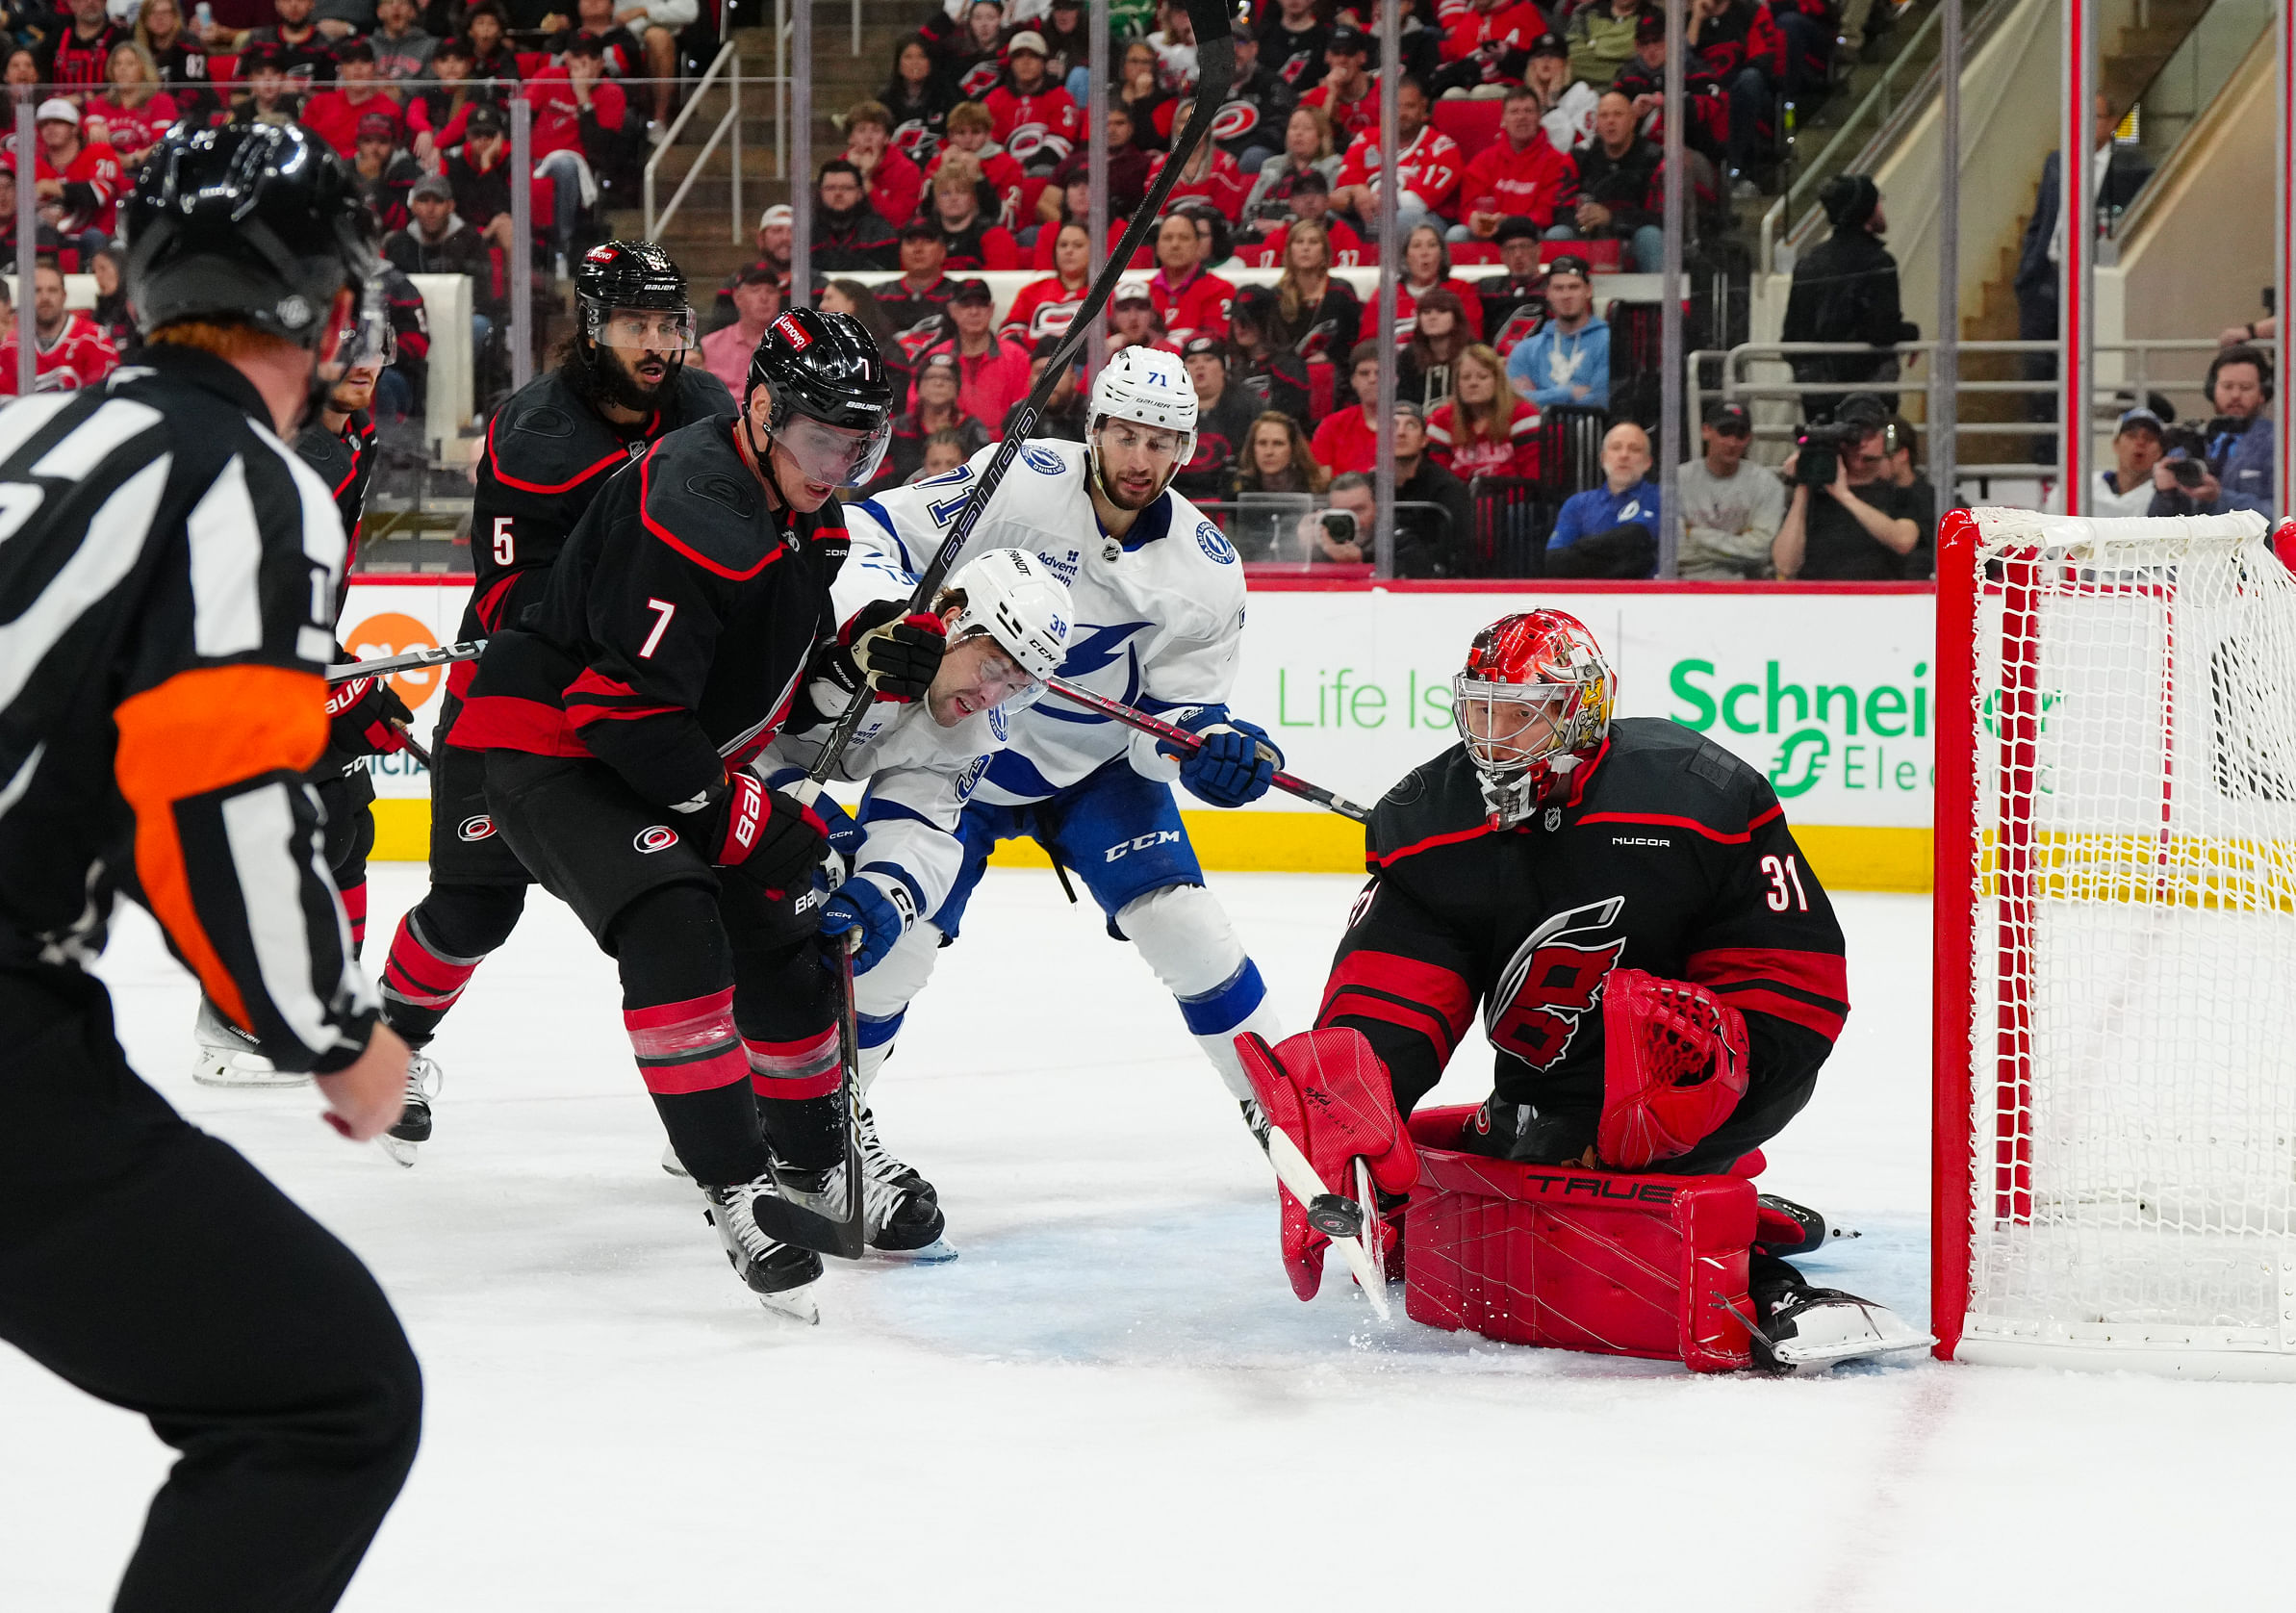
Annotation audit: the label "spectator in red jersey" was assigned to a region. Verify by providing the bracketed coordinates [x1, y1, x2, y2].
[407, 37, 485, 166]
[1310, 342, 1384, 474]
[237, 0, 340, 90]
[1155, 100, 1253, 223]
[30, 100, 124, 257]
[1003, 221, 1090, 346]
[0, 258, 119, 395]
[1109, 279, 1176, 355]
[1145, 210, 1235, 349]
[982, 30, 1080, 173]
[810, 159, 899, 273]
[1427, 342, 1541, 479]
[929, 100, 1026, 227]
[135, 0, 214, 110]
[1334, 76, 1464, 236]
[1390, 222, 1485, 338]
[1452, 83, 1579, 243]
[924, 155, 1020, 269]
[1257, 171, 1368, 269]
[40, 0, 126, 95]
[370, 0, 439, 83]
[1242, 101, 1340, 235]
[301, 40, 405, 157]
[699, 261, 780, 395]
[845, 99, 923, 231]
[1299, 27, 1379, 144]
[1267, 216, 1362, 358]
[85, 42, 180, 174]
[547, 0, 641, 79]
[912, 278, 1031, 425]
[881, 349, 993, 488]
[1433, 0, 1547, 95]
[874, 219, 961, 357]
[348, 113, 421, 233]
[525, 38, 630, 271]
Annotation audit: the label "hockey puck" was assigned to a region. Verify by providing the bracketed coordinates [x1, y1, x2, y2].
[1306, 1193, 1365, 1239]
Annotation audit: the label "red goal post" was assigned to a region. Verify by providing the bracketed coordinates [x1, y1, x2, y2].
[1932, 507, 2296, 1378]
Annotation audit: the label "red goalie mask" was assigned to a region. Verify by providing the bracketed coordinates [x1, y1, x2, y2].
[1452, 610, 1616, 826]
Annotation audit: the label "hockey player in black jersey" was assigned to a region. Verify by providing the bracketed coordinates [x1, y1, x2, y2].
[192, 302, 410, 1086]
[0, 123, 420, 1610]
[374, 240, 735, 1156]
[450, 308, 913, 1319]
[1291, 609, 1927, 1367]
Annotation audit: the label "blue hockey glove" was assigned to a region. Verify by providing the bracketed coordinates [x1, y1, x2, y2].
[818, 874, 914, 973]
[1159, 707, 1282, 807]
[764, 767, 862, 859]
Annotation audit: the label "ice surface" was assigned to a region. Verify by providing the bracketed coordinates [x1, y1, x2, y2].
[6, 869, 2292, 1610]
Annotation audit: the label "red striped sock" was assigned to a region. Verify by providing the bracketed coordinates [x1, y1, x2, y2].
[628, 987, 750, 1096]
[745, 1028, 842, 1099]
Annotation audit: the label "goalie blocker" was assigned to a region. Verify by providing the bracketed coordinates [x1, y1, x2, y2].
[1244, 611, 1929, 1370]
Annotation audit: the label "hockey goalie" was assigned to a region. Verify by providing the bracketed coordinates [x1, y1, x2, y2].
[1243, 609, 1929, 1370]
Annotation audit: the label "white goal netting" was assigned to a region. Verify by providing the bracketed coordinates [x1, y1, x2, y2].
[1949, 509, 2296, 1373]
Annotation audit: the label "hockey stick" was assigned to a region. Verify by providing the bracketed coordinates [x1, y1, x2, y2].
[327, 639, 487, 683]
[1040, 674, 1373, 823]
[1263, 1126, 1390, 1319]
[804, 0, 1238, 790]
[829, 923, 867, 1260]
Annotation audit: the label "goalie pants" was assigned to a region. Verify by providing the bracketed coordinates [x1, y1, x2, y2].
[482, 752, 843, 1186]
[0, 966, 421, 1613]
[855, 757, 1281, 1100]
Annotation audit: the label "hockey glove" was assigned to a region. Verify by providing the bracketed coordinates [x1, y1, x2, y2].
[830, 600, 948, 703]
[763, 767, 862, 861]
[325, 671, 415, 756]
[1158, 707, 1282, 807]
[705, 772, 830, 898]
[817, 872, 916, 973]
[1596, 970, 1749, 1169]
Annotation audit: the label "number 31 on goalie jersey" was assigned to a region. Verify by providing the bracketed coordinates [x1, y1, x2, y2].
[1761, 854, 1809, 913]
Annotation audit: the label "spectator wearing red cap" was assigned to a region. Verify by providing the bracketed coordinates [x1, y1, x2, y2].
[845, 99, 923, 230]
[347, 112, 421, 233]
[301, 40, 403, 156]
[1452, 83, 1579, 243]
[1003, 220, 1090, 346]
[1146, 211, 1235, 349]
[982, 30, 1081, 174]
[912, 278, 1031, 427]
[39, 0, 126, 93]
[1333, 76, 1463, 235]
[86, 41, 180, 174]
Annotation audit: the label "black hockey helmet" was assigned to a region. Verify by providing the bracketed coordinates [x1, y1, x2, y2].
[743, 307, 895, 487]
[573, 238, 694, 375]
[123, 122, 375, 346]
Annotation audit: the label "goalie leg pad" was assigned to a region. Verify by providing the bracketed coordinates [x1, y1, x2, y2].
[1598, 969, 1751, 1170]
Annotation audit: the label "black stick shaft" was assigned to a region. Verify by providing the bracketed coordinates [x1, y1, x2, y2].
[1041, 674, 1372, 824]
[807, 0, 1238, 786]
[326, 639, 487, 684]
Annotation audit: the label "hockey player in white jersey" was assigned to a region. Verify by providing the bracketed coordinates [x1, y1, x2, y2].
[840, 347, 1288, 1222]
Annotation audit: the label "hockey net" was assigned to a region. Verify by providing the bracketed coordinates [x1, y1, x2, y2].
[1934, 507, 2296, 1377]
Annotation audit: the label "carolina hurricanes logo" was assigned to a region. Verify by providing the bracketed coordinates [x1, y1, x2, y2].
[892, 120, 935, 162]
[1485, 898, 1627, 1070]
[1212, 100, 1259, 143]
[458, 814, 497, 842]
[958, 61, 1000, 98]
[634, 826, 678, 854]
[1029, 300, 1079, 341]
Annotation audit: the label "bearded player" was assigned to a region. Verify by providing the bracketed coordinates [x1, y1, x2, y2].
[372, 241, 734, 1159]
[1277, 610, 1927, 1368]
[839, 346, 1288, 1223]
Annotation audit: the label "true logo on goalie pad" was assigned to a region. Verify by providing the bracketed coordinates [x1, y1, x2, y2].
[1485, 897, 1627, 1070]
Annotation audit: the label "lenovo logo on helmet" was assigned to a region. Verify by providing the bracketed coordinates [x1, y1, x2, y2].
[772, 312, 813, 350]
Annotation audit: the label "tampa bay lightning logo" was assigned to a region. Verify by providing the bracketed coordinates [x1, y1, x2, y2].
[1195, 521, 1236, 564]
[1037, 623, 1149, 726]
[988, 704, 1008, 741]
[1022, 445, 1065, 477]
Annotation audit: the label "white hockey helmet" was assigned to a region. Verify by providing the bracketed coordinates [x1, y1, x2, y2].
[945, 547, 1074, 694]
[1087, 345, 1199, 479]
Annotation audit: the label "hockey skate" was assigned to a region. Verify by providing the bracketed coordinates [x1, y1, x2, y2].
[376, 1053, 442, 1168]
[702, 1173, 825, 1322]
[773, 1109, 956, 1264]
[190, 997, 309, 1088]
[1755, 1286, 1933, 1370]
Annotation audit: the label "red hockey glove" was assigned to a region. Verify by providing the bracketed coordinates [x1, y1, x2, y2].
[830, 600, 948, 703]
[1236, 1028, 1418, 1301]
[707, 772, 829, 897]
[1596, 969, 1750, 1170]
[325, 673, 414, 756]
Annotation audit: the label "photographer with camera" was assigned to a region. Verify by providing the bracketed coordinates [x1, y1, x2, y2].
[1769, 414, 1921, 580]
[2147, 346, 2276, 520]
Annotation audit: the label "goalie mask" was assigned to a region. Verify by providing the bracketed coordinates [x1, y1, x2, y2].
[1086, 345, 1197, 509]
[1453, 609, 1616, 829]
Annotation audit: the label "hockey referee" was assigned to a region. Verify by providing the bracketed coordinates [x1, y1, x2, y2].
[0, 125, 421, 1610]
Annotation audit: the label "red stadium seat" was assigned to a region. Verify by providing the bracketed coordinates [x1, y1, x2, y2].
[1304, 354, 1335, 423]
[516, 51, 553, 77]
[208, 53, 241, 85]
[1542, 239, 1620, 271]
[1448, 241, 1501, 266]
[1431, 97, 1504, 153]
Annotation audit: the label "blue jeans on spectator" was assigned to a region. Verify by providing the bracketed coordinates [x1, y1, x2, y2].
[1725, 64, 1773, 172]
[1543, 221, 1665, 273]
[1773, 8, 1825, 101]
[535, 149, 588, 259]
[1065, 64, 1090, 103]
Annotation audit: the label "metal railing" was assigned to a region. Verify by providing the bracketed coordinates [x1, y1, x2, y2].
[644, 44, 746, 243]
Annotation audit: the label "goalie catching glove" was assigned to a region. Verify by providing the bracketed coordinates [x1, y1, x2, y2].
[827, 599, 948, 703]
[698, 771, 830, 896]
[1157, 706, 1282, 807]
[1236, 1028, 1418, 1301]
[1596, 969, 1749, 1170]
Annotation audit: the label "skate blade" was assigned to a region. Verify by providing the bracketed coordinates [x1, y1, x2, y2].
[191, 1055, 311, 1089]
[869, 1237, 957, 1265]
[660, 1142, 690, 1179]
[757, 1283, 821, 1324]
[376, 1134, 421, 1168]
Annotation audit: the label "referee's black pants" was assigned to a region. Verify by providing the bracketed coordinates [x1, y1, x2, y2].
[0, 965, 421, 1613]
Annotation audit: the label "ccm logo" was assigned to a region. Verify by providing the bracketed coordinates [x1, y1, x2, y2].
[1611, 835, 1671, 848]
[1105, 829, 1184, 862]
[457, 814, 496, 842]
[634, 826, 678, 854]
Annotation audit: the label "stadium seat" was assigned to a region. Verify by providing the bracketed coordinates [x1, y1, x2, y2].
[1431, 98, 1503, 153]
[516, 51, 553, 77]
[1304, 354, 1335, 423]
[1467, 474, 1550, 577]
[208, 53, 241, 85]
[1448, 241, 1501, 266]
[1542, 240, 1620, 271]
